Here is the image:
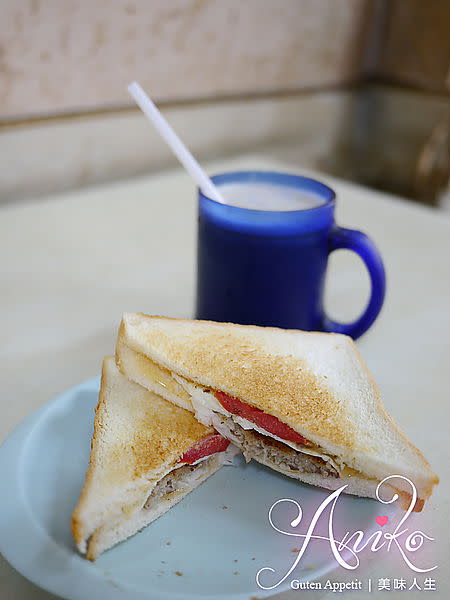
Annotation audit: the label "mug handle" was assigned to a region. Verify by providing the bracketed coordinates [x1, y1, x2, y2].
[322, 226, 386, 339]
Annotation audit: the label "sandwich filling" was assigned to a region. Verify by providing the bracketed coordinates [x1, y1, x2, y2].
[179, 433, 230, 464]
[215, 391, 310, 445]
[144, 433, 234, 510]
[172, 374, 341, 478]
[145, 458, 214, 509]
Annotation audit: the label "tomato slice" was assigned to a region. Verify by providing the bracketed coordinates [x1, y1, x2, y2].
[179, 433, 230, 464]
[215, 391, 310, 446]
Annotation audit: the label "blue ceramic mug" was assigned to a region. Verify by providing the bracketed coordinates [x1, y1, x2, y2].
[195, 171, 385, 339]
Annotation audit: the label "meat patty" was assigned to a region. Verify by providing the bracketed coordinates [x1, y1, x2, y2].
[224, 417, 338, 478]
[144, 462, 202, 509]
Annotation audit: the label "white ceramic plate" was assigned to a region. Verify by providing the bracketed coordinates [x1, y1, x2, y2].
[0, 378, 395, 599]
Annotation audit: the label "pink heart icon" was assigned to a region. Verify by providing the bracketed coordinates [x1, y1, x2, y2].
[376, 516, 389, 527]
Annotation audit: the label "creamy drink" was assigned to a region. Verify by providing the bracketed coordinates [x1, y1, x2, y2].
[220, 182, 324, 211]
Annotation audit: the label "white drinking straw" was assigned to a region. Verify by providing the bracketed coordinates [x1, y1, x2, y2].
[128, 81, 225, 204]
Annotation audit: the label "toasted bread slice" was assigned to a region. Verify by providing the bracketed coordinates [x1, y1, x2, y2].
[72, 357, 235, 559]
[115, 313, 438, 507]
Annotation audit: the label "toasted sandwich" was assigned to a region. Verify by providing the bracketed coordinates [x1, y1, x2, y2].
[115, 313, 438, 511]
[72, 356, 237, 560]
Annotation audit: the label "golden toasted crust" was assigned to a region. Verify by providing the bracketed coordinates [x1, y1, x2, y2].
[117, 314, 438, 501]
[71, 356, 212, 550]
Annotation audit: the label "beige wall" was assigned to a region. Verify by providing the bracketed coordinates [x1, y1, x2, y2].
[1, 0, 448, 206]
[1, 0, 449, 123]
[0, 0, 375, 120]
